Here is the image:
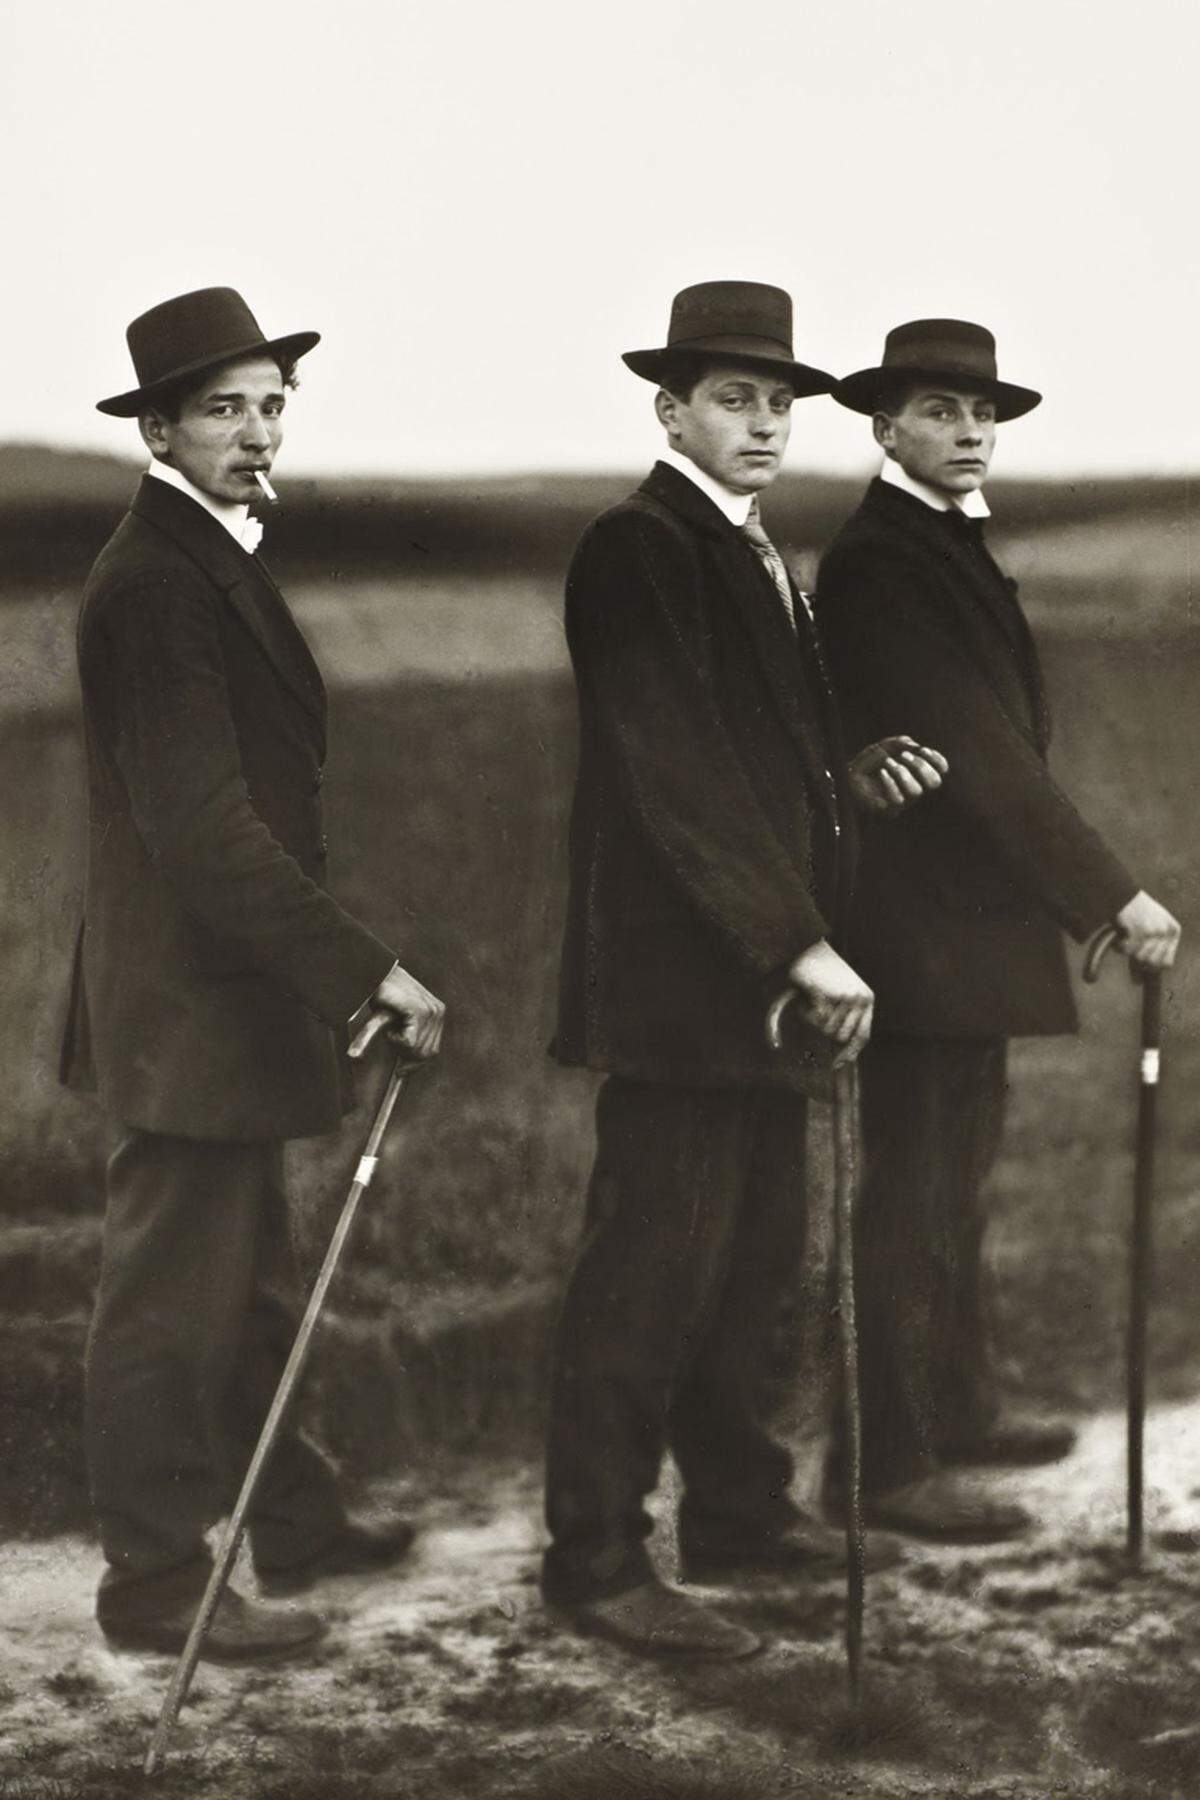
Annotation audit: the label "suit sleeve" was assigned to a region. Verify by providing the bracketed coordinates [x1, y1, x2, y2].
[96, 570, 396, 1026]
[817, 555, 1137, 940]
[567, 513, 829, 974]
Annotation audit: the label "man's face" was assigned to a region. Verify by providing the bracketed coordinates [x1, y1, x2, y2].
[140, 354, 287, 503]
[656, 362, 795, 494]
[874, 385, 997, 495]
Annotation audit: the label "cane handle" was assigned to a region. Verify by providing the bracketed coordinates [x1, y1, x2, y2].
[349, 1007, 431, 1066]
[766, 987, 798, 1051]
[1084, 924, 1123, 984]
[348, 1007, 391, 1059]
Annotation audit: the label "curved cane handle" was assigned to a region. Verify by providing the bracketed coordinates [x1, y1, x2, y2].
[348, 1007, 433, 1065]
[1084, 924, 1123, 984]
[766, 987, 799, 1051]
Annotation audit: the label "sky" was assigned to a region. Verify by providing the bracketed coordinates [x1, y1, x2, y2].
[4, 0, 1196, 478]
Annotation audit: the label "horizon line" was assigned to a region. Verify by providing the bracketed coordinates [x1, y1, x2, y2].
[0, 438, 1195, 488]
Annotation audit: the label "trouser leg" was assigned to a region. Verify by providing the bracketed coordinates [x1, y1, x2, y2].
[671, 1090, 809, 1561]
[85, 1129, 340, 1620]
[929, 1039, 1009, 1454]
[543, 1079, 772, 1606]
[221, 1149, 345, 1572]
[851, 1035, 1008, 1496]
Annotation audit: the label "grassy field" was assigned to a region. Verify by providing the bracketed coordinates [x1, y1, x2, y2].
[4, 539, 1198, 1534]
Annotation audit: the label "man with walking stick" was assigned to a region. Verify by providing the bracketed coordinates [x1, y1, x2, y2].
[816, 318, 1181, 1544]
[543, 281, 948, 1659]
[62, 287, 445, 1660]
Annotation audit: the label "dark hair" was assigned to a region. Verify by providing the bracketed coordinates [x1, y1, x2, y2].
[873, 373, 999, 417]
[654, 352, 707, 402]
[872, 374, 923, 417]
[148, 354, 300, 423]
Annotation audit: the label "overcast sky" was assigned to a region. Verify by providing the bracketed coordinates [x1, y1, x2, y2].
[5, 0, 1195, 477]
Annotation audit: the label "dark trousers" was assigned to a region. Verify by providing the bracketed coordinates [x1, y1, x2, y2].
[852, 1034, 1008, 1496]
[543, 1077, 809, 1606]
[85, 1128, 345, 1622]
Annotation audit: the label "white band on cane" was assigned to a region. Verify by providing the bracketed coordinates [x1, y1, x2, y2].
[355, 1155, 380, 1186]
[1140, 1049, 1160, 1086]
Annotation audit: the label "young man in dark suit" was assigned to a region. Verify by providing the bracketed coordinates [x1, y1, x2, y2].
[63, 288, 445, 1658]
[817, 319, 1180, 1541]
[544, 282, 947, 1658]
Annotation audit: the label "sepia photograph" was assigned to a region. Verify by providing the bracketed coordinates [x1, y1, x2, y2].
[1, 2, 1197, 1795]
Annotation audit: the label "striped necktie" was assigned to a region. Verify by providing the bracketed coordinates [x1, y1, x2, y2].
[740, 496, 801, 631]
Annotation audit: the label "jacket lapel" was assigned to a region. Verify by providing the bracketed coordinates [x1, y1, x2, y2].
[865, 480, 1049, 744]
[131, 477, 326, 735]
[642, 464, 839, 817]
[249, 555, 328, 728]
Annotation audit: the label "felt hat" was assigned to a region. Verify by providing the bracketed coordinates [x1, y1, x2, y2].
[623, 280, 835, 397]
[96, 286, 320, 417]
[833, 318, 1041, 421]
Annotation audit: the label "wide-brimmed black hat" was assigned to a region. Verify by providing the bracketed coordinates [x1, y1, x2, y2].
[833, 319, 1041, 422]
[96, 286, 320, 418]
[623, 281, 835, 398]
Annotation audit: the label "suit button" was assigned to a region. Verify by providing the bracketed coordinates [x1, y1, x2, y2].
[313, 768, 324, 793]
[318, 835, 329, 858]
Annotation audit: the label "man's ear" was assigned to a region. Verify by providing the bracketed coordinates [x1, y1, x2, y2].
[655, 386, 682, 441]
[138, 408, 171, 459]
[872, 410, 896, 455]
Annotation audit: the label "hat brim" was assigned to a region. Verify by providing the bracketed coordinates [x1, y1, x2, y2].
[95, 330, 321, 418]
[832, 364, 1041, 423]
[622, 347, 836, 400]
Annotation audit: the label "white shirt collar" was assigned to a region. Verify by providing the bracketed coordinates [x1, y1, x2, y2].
[146, 458, 262, 551]
[880, 455, 990, 519]
[659, 447, 755, 527]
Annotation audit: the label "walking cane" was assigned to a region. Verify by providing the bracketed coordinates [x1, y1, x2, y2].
[1083, 923, 1163, 1567]
[144, 1033, 422, 1777]
[767, 992, 866, 1707]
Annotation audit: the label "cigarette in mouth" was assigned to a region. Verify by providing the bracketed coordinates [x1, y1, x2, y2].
[253, 470, 279, 505]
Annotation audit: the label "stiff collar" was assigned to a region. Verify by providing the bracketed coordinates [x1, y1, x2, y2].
[880, 455, 990, 520]
[659, 447, 755, 527]
[146, 457, 259, 549]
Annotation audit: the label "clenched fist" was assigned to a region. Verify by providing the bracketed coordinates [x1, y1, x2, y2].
[847, 735, 948, 817]
[787, 939, 874, 1066]
[1114, 891, 1182, 970]
[349, 964, 446, 1061]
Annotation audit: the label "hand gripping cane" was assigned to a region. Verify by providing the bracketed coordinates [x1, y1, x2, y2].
[767, 992, 866, 1707]
[1084, 924, 1163, 1566]
[144, 1043, 421, 1776]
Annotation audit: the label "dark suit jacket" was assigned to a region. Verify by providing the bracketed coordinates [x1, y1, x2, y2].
[61, 476, 395, 1140]
[554, 461, 856, 1093]
[816, 477, 1136, 1038]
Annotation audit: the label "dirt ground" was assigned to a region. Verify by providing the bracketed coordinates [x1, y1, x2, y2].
[5, 1403, 1200, 1800]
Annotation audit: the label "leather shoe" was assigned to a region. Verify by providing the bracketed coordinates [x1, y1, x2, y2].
[256, 1513, 416, 1594]
[553, 1580, 761, 1660]
[101, 1584, 324, 1661]
[943, 1413, 1077, 1469]
[862, 1471, 1030, 1543]
[682, 1513, 905, 1584]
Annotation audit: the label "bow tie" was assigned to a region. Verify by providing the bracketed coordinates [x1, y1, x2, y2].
[241, 517, 264, 555]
